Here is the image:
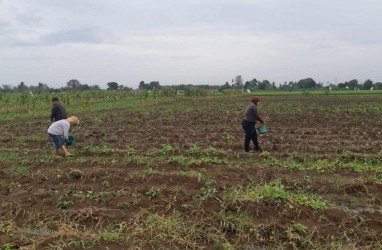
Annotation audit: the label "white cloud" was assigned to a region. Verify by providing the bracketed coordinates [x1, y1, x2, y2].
[1, 0, 382, 88]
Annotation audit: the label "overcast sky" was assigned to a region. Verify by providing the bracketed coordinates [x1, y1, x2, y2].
[1, 0, 381, 89]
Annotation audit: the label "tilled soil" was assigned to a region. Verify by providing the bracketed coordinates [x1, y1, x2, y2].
[0, 94, 381, 249]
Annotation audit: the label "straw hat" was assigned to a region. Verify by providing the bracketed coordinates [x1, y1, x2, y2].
[67, 116, 80, 125]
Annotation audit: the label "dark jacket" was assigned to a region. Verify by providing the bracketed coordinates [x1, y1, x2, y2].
[51, 102, 68, 121]
[244, 102, 263, 123]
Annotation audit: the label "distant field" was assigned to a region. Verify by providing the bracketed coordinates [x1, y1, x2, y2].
[0, 92, 381, 249]
[1, 89, 381, 120]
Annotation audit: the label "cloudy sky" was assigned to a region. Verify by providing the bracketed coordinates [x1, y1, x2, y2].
[1, 0, 381, 89]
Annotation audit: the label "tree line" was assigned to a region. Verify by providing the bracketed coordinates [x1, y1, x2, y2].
[1, 76, 381, 93]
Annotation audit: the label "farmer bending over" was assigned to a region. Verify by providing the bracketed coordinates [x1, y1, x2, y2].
[47, 116, 80, 158]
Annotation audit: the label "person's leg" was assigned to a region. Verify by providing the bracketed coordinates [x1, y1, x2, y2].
[251, 128, 261, 151]
[54, 148, 61, 158]
[242, 120, 254, 152]
[61, 145, 73, 157]
[49, 134, 63, 158]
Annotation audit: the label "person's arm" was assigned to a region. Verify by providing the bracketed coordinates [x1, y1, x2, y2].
[63, 122, 70, 140]
[253, 106, 264, 124]
[257, 116, 264, 124]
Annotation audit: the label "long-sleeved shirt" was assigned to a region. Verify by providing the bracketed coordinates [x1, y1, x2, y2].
[244, 102, 263, 123]
[51, 102, 68, 121]
[47, 119, 70, 140]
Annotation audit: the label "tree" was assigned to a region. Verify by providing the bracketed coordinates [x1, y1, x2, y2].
[67, 79, 81, 90]
[139, 81, 147, 90]
[219, 82, 232, 92]
[297, 78, 316, 89]
[347, 79, 359, 90]
[107, 82, 119, 90]
[244, 78, 258, 91]
[79, 84, 91, 91]
[149, 81, 161, 90]
[337, 82, 347, 89]
[17, 82, 29, 92]
[29, 82, 50, 93]
[374, 82, 382, 90]
[1, 85, 12, 92]
[258, 80, 273, 90]
[37, 82, 49, 92]
[362, 79, 373, 90]
[233, 75, 244, 89]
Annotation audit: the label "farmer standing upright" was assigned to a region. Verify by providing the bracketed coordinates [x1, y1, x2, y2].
[242, 96, 264, 152]
[47, 116, 80, 158]
[51, 97, 68, 122]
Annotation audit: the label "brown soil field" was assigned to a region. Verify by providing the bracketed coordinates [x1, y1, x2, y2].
[1, 94, 381, 249]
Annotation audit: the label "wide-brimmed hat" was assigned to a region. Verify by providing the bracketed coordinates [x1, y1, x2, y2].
[67, 116, 80, 125]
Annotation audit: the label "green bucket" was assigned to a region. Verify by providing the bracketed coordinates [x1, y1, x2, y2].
[65, 135, 76, 146]
[257, 125, 267, 134]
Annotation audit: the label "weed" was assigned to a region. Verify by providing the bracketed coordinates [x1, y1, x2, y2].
[97, 229, 120, 241]
[258, 182, 288, 200]
[205, 146, 227, 155]
[145, 188, 160, 199]
[286, 222, 309, 242]
[188, 144, 201, 155]
[218, 205, 252, 235]
[310, 159, 333, 172]
[1, 243, 18, 250]
[224, 134, 236, 144]
[196, 186, 217, 200]
[201, 156, 222, 165]
[102, 180, 110, 188]
[133, 155, 151, 165]
[223, 185, 243, 202]
[169, 155, 196, 166]
[11, 165, 30, 175]
[160, 144, 174, 154]
[0, 180, 7, 188]
[145, 166, 161, 175]
[68, 169, 83, 179]
[0, 221, 18, 235]
[117, 202, 130, 209]
[318, 215, 328, 222]
[285, 161, 305, 171]
[131, 193, 141, 205]
[292, 193, 328, 210]
[124, 148, 136, 157]
[69, 157, 88, 164]
[56, 200, 74, 209]
[196, 170, 207, 182]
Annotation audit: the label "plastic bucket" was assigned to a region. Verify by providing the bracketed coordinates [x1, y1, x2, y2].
[65, 135, 76, 146]
[257, 125, 267, 134]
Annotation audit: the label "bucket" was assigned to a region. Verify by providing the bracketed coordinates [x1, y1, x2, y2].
[257, 125, 267, 134]
[65, 135, 76, 146]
